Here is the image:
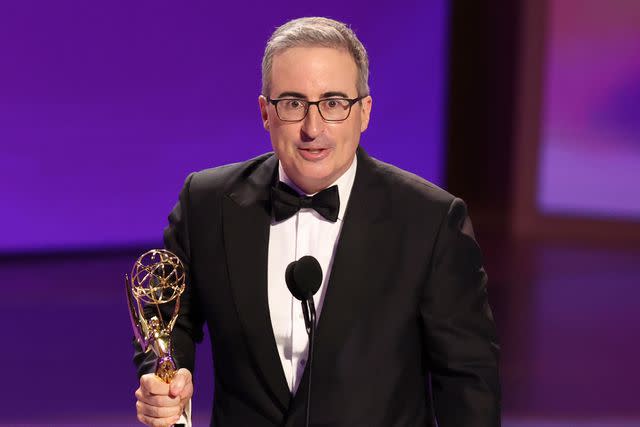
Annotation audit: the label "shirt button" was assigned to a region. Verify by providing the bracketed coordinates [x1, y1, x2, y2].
[300, 358, 306, 366]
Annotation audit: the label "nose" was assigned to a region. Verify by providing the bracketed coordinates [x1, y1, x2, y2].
[300, 103, 323, 141]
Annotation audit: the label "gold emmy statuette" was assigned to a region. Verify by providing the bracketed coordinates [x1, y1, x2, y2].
[126, 249, 186, 383]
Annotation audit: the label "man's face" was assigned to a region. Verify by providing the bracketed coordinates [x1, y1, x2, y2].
[259, 46, 372, 194]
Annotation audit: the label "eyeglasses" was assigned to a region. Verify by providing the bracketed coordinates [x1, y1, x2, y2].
[266, 96, 366, 122]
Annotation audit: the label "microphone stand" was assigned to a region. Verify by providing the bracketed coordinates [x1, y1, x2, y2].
[301, 298, 316, 427]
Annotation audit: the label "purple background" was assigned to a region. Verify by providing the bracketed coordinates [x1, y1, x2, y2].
[538, 0, 640, 220]
[0, 1, 448, 253]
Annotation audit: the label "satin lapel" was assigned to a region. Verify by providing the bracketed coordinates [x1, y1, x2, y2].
[222, 154, 291, 412]
[286, 147, 394, 421]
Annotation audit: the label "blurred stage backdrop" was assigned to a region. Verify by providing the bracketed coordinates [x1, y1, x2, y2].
[538, 0, 640, 220]
[1, 0, 639, 426]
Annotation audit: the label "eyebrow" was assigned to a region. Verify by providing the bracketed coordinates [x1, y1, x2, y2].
[275, 91, 351, 99]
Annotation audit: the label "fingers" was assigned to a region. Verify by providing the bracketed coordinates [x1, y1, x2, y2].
[140, 373, 170, 396]
[135, 392, 183, 426]
[135, 387, 180, 407]
[136, 371, 191, 426]
[137, 399, 183, 418]
[136, 411, 181, 427]
[179, 379, 194, 401]
[169, 368, 193, 399]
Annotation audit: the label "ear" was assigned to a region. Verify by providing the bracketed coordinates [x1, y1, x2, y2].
[258, 95, 270, 131]
[359, 96, 372, 132]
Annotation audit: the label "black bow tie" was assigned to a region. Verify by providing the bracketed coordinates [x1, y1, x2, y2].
[271, 181, 340, 222]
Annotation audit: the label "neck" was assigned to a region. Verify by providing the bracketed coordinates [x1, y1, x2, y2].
[295, 179, 334, 195]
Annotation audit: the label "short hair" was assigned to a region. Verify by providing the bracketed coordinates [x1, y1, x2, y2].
[261, 17, 370, 97]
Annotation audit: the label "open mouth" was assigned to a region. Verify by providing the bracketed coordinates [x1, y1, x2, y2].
[297, 147, 331, 160]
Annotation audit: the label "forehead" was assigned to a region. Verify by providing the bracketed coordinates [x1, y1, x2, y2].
[270, 46, 359, 97]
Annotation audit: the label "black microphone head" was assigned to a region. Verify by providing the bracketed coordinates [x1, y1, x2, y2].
[285, 255, 323, 301]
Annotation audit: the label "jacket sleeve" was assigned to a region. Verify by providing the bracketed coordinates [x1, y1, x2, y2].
[420, 197, 501, 426]
[133, 172, 205, 378]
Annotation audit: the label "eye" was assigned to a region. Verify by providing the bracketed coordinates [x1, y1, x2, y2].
[283, 99, 304, 109]
[323, 99, 348, 109]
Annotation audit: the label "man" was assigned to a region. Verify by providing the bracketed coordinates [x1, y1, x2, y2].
[134, 17, 500, 427]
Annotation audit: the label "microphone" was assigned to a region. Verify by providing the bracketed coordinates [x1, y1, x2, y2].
[285, 255, 322, 427]
[286, 255, 322, 333]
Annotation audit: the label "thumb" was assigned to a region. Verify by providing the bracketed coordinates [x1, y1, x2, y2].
[169, 368, 192, 397]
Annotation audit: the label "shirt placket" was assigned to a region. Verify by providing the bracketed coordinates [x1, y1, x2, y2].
[291, 208, 311, 392]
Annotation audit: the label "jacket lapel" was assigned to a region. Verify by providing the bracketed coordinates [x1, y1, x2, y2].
[222, 154, 292, 412]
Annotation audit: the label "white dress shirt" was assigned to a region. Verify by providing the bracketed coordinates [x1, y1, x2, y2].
[268, 155, 357, 395]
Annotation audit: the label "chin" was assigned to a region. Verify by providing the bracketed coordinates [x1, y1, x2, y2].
[291, 169, 334, 190]
[297, 166, 333, 181]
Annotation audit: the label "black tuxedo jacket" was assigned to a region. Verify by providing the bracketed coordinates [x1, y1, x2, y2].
[134, 147, 500, 426]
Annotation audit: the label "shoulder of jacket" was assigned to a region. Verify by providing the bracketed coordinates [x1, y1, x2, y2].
[187, 152, 275, 193]
[369, 156, 456, 209]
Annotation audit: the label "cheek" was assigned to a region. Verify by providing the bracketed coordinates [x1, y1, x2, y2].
[337, 124, 361, 150]
[270, 128, 299, 157]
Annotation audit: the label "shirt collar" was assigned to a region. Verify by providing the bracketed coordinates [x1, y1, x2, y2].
[278, 154, 358, 221]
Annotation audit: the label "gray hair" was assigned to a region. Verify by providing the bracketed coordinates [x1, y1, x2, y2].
[261, 17, 370, 97]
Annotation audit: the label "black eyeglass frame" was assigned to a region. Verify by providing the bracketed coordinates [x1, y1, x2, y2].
[266, 95, 367, 122]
